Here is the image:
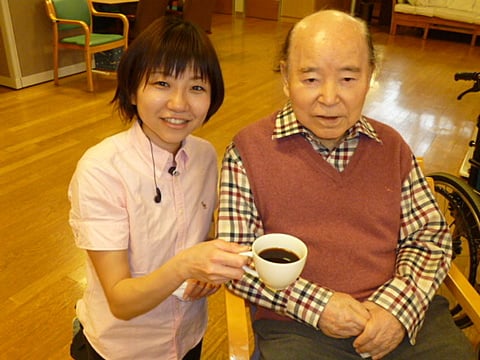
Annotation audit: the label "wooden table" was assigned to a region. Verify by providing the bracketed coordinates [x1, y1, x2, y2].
[91, 0, 138, 36]
[92, 0, 138, 4]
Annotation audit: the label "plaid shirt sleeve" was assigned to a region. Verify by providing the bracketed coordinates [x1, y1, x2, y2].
[218, 142, 333, 328]
[367, 157, 452, 344]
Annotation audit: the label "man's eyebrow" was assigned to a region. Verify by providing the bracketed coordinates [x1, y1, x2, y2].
[340, 66, 361, 73]
[298, 66, 362, 73]
[299, 67, 318, 73]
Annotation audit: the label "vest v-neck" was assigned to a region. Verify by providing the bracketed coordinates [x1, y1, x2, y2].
[292, 134, 367, 184]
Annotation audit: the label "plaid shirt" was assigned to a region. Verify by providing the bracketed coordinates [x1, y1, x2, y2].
[218, 103, 452, 343]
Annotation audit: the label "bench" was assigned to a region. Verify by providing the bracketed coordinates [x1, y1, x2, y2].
[390, 0, 480, 46]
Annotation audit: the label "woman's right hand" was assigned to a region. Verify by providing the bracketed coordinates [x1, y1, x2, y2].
[177, 239, 250, 284]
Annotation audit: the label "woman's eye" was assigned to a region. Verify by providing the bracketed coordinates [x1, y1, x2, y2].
[154, 81, 169, 87]
[192, 85, 206, 92]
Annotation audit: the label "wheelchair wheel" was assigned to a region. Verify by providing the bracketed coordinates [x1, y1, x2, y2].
[428, 172, 480, 328]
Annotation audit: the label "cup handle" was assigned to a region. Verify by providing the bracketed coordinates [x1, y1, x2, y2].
[239, 251, 253, 257]
[242, 265, 259, 277]
[239, 251, 259, 277]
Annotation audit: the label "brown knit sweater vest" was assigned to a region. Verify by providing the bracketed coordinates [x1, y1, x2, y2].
[234, 113, 413, 321]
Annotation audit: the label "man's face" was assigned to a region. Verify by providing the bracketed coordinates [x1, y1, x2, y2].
[281, 17, 373, 149]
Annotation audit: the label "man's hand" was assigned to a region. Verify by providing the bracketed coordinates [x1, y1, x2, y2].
[318, 292, 371, 338]
[353, 301, 406, 359]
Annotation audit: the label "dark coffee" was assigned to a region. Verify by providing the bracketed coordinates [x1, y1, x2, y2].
[258, 248, 300, 264]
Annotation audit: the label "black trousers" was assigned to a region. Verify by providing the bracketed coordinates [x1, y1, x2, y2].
[70, 322, 202, 360]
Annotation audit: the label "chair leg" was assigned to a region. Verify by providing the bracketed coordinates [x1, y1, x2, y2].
[53, 43, 59, 86]
[390, 19, 397, 35]
[85, 49, 94, 92]
[423, 25, 429, 40]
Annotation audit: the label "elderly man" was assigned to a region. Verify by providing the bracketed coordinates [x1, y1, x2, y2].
[218, 10, 474, 360]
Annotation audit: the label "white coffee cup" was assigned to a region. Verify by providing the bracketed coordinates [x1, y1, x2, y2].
[241, 233, 308, 290]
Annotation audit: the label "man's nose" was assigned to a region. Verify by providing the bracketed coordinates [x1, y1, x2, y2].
[317, 81, 340, 105]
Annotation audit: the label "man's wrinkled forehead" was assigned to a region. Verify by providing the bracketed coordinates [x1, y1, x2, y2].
[292, 11, 362, 41]
[288, 12, 368, 60]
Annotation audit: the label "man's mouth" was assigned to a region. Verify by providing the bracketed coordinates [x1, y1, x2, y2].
[317, 115, 340, 120]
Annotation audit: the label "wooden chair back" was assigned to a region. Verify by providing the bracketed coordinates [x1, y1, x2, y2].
[44, 0, 129, 92]
[51, 0, 92, 30]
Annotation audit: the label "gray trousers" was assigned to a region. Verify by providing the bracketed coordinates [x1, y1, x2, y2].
[253, 295, 475, 360]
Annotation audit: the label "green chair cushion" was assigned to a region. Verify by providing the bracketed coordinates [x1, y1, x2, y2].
[60, 33, 124, 46]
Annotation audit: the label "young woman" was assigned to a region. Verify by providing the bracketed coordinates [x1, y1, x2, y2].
[68, 16, 248, 360]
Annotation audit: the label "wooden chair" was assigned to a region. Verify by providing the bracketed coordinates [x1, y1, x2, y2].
[44, 0, 129, 92]
[225, 166, 480, 359]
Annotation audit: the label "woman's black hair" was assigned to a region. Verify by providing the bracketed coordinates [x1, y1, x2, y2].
[112, 16, 225, 123]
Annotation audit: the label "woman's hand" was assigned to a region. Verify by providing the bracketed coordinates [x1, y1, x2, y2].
[181, 280, 221, 301]
[177, 239, 250, 284]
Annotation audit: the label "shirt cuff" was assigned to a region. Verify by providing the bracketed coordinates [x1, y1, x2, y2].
[368, 277, 430, 344]
[285, 277, 334, 329]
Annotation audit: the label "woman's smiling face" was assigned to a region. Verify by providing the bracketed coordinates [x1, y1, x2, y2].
[134, 66, 211, 154]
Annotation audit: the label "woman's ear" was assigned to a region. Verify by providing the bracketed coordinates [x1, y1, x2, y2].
[280, 60, 290, 98]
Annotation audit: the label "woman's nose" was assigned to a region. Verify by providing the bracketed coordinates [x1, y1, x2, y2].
[167, 89, 188, 111]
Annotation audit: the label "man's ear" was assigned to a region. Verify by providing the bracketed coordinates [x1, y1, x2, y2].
[280, 60, 290, 98]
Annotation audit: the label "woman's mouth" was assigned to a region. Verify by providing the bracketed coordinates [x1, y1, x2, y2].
[164, 117, 188, 125]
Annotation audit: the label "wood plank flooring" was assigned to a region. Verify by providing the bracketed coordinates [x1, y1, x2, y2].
[0, 13, 479, 359]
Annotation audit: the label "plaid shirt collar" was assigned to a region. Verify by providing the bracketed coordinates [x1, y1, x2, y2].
[272, 102, 381, 146]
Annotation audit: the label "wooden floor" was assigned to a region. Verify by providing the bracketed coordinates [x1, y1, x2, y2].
[1, 13, 479, 359]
